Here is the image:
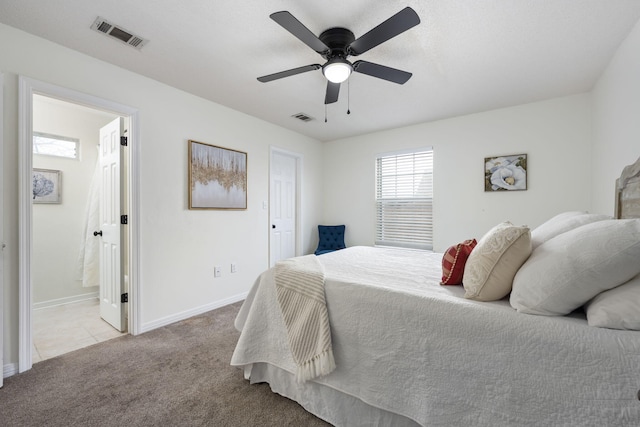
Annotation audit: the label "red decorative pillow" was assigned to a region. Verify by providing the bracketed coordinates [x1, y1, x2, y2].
[440, 239, 477, 285]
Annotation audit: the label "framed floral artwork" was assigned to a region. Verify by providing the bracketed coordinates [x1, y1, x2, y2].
[32, 168, 62, 203]
[484, 154, 527, 191]
[188, 140, 247, 209]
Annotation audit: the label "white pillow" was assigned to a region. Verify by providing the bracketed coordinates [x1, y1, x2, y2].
[510, 219, 640, 316]
[463, 222, 531, 301]
[531, 211, 610, 249]
[585, 275, 640, 330]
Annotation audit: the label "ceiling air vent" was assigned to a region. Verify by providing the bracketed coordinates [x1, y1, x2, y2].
[90, 16, 148, 50]
[292, 113, 314, 123]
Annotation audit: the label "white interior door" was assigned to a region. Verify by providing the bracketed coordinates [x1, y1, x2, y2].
[99, 117, 125, 331]
[270, 151, 297, 267]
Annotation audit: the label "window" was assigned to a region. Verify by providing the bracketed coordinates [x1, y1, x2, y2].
[33, 132, 79, 159]
[375, 148, 433, 250]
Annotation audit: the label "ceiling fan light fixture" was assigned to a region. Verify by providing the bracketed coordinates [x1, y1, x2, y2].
[323, 58, 352, 83]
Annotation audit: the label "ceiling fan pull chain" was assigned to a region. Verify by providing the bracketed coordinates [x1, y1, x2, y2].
[325, 104, 328, 123]
[347, 79, 351, 115]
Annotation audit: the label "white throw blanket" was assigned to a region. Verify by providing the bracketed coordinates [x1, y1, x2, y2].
[275, 255, 335, 382]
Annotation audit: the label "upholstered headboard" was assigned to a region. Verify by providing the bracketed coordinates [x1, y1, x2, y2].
[615, 156, 640, 219]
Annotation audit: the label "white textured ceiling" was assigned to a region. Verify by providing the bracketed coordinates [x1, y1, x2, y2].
[2, 1, 640, 142]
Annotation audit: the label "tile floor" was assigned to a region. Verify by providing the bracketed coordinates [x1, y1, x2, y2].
[32, 299, 127, 363]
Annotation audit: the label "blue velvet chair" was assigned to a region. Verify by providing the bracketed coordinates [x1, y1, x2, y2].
[314, 225, 346, 255]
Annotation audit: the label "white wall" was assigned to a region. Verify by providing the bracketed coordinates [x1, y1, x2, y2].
[323, 94, 593, 252]
[32, 96, 118, 304]
[1, 23, 324, 369]
[592, 18, 640, 215]
[4, 13, 640, 375]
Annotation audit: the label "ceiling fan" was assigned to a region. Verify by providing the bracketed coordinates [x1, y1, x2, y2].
[257, 7, 420, 105]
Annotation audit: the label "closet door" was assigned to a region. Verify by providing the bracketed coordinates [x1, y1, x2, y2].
[270, 150, 297, 267]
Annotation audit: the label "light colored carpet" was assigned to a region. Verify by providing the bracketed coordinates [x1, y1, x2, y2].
[0, 302, 331, 426]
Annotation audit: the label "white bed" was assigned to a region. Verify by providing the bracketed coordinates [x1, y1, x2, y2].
[231, 158, 640, 426]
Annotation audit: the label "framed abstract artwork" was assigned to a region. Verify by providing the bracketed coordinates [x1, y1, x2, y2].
[484, 154, 527, 191]
[188, 140, 247, 209]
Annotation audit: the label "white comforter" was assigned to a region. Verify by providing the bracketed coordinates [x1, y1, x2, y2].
[231, 246, 640, 426]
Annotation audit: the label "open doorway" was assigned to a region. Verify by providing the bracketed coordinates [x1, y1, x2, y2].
[18, 77, 140, 373]
[31, 95, 126, 362]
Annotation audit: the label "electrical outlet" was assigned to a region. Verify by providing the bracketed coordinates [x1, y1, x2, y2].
[214, 266, 222, 277]
[231, 263, 237, 273]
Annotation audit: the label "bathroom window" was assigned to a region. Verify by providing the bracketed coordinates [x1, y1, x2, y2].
[33, 132, 79, 159]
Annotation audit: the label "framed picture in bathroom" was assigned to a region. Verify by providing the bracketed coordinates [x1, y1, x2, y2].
[32, 168, 62, 204]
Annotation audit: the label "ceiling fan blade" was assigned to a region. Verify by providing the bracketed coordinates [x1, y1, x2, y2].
[353, 60, 412, 84]
[257, 64, 321, 83]
[325, 81, 340, 104]
[348, 7, 420, 56]
[270, 11, 330, 54]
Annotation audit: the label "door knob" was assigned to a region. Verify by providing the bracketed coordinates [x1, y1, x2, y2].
[93, 230, 103, 236]
[272, 225, 276, 229]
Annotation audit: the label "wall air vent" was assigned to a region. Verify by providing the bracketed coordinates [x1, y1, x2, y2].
[90, 16, 148, 50]
[292, 113, 314, 123]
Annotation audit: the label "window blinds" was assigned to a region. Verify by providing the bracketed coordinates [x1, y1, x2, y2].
[375, 149, 433, 250]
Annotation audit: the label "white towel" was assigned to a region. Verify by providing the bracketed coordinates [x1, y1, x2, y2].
[75, 157, 101, 287]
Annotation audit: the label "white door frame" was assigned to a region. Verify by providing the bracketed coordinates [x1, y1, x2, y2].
[269, 146, 303, 267]
[18, 76, 141, 373]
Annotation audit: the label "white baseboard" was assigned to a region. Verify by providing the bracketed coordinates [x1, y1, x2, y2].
[4, 362, 18, 379]
[139, 292, 247, 334]
[33, 292, 99, 310]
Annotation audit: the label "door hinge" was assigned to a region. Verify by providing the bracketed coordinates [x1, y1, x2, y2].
[121, 215, 128, 225]
[121, 293, 128, 303]
[120, 136, 128, 146]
